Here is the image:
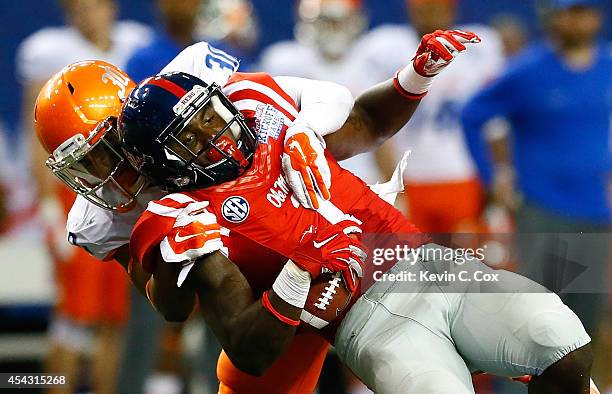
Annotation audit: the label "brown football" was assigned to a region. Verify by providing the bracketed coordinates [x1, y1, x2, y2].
[300, 272, 353, 329]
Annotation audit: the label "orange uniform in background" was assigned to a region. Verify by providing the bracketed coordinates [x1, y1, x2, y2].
[50, 185, 129, 326]
[404, 179, 484, 233]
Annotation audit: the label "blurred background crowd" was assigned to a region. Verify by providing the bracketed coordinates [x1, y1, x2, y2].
[0, 0, 610, 393]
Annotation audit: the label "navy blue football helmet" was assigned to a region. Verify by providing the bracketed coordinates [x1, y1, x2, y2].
[118, 72, 257, 192]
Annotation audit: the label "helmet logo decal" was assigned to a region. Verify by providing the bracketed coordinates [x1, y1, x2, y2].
[173, 85, 207, 115]
[102, 66, 130, 100]
[221, 196, 250, 223]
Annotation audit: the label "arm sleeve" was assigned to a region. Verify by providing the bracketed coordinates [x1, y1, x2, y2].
[273, 76, 354, 137]
[161, 41, 239, 86]
[461, 72, 516, 186]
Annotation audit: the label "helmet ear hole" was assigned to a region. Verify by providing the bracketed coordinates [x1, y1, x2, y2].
[67, 82, 75, 94]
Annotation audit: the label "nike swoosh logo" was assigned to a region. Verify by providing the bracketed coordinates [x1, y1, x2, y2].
[312, 234, 338, 249]
[174, 232, 205, 243]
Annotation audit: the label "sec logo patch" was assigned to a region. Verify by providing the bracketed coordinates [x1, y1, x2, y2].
[222, 196, 250, 223]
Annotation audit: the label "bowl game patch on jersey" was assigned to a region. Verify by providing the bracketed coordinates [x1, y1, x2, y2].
[255, 103, 285, 143]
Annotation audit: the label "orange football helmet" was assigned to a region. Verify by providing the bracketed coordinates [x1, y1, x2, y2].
[34, 60, 147, 211]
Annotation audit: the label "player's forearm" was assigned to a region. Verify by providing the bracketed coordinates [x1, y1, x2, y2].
[151, 259, 196, 322]
[222, 291, 300, 376]
[325, 79, 421, 160]
[111, 244, 151, 298]
[191, 257, 305, 375]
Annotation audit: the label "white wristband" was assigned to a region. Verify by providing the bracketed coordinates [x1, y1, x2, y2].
[272, 260, 311, 308]
[396, 62, 435, 95]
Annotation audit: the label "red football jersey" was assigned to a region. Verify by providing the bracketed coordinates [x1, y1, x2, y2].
[131, 72, 420, 323]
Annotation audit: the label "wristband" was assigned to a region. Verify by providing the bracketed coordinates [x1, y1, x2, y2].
[272, 260, 311, 308]
[261, 291, 300, 326]
[393, 62, 434, 99]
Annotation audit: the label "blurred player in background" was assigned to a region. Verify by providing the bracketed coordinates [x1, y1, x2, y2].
[357, 0, 505, 234]
[121, 1, 220, 393]
[462, 0, 610, 389]
[259, 0, 386, 187]
[490, 13, 530, 58]
[197, 0, 260, 71]
[16, 0, 151, 392]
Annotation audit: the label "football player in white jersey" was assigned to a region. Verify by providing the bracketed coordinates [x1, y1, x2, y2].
[358, 0, 505, 233]
[259, 0, 388, 185]
[16, 1, 151, 392]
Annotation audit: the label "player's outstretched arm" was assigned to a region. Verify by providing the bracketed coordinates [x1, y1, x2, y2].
[325, 29, 481, 160]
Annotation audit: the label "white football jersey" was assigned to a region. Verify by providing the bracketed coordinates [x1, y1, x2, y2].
[66, 189, 163, 259]
[355, 24, 504, 183]
[17, 21, 152, 84]
[259, 39, 383, 184]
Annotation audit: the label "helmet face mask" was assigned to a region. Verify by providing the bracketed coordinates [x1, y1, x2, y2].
[47, 117, 147, 212]
[120, 73, 257, 192]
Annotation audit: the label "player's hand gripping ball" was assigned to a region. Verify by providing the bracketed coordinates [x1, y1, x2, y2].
[290, 219, 367, 292]
[300, 271, 353, 329]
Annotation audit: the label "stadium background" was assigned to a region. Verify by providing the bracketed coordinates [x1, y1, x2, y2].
[0, 0, 610, 393]
[1, 0, 610, 135]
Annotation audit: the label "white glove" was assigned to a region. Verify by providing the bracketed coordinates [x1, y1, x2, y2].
[395, 29, 481, 98]
[282, 127, 331, 210]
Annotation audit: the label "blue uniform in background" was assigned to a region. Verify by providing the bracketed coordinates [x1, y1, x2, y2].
[462, 41, 612, 223]
[462, 41, 612, 335]
[125, 31, 185, 83]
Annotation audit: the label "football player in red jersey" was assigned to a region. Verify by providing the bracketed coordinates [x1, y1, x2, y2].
[119, 32, 594, 393]
[35, 33, 596, 392]
[33, 31, 481, 392]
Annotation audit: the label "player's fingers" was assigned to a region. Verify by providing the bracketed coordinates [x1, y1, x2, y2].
[342, 269, 357, 292]
[306, 185, 319, 210]
[427, 38, 454, 61]
[349, 245, 367, 265]
[297, 170, 316, 209]
[449, 29, 481, 43]
[310, 166, 331, 201]
[439, 31, 467, 52]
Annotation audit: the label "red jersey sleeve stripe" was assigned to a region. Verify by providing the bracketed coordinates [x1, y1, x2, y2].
[228, 90, 296, 122]
[159, 193, 197, 207]
[147, 201, 189, 218]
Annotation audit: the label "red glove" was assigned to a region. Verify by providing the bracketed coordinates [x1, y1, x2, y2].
[394, 29, 480, 98]
[413, 29, 481, 77]
[290, 219, 367, 292]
